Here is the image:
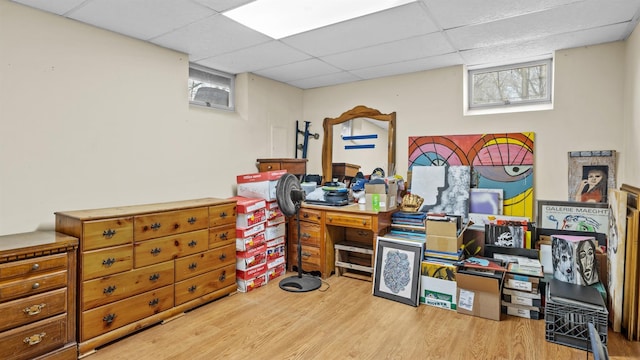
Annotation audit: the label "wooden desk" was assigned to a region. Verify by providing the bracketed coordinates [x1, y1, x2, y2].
[287, 203, 394, 280]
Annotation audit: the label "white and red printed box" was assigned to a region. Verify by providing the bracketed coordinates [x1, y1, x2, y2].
[265, 201, 283, 220]
[237, 208, 267, 229]
[236, 170, 287, 201]
[267, 214, 285, 227]
[266, 236, 286, 262]
[236, 262, 267, 281]
[265, 222, 286, 241]
[230, 196, 267, 229]
[230, 196, 266, 213]
[236, 222, 265, 239]
[237, 273, 267, 293]
[236, 231, 266, 252]
[266, 263, 287, 283]
[236, 243, 267, 270]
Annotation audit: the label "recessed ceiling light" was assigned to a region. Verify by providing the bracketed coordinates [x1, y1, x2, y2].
[224, 0, 415, 39]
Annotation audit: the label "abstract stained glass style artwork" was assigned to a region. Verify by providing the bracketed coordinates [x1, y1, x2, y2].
[408, 132, 534, 220]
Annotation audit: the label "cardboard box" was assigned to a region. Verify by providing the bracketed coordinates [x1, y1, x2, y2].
[236, 170, 287, 201]
[456, 271, 504, 321]
[236, 223, 265, 238]
[267, 214, 285, 227]
[236, 231, 266, 252]
[266, 263, 287, 283]
[265, 200, 283, 219]
[236, 244, 267, 270]
[229, 196, 266, 213]
[237, 273, 267, 293]
[265, 222, 286, 240]
[364, 180, 398, 211]
[236, 207, 267, 229]
[426, 219, 458, 237]
[236, 263, 267, 281]
[426, 219, 467, 254]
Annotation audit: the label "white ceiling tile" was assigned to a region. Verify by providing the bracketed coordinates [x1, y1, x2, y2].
[421, 0, 583, 29]
[254, 59, 343, 83]
[323, 33, 454, 70]
[192, 0, 254, 12]
[350, 53, 464, 79]
[196, 41, 312, 74]
[11, 0, 87, 14]
[288, 72, 363, 89]
[281, 2, 438, 57]
[151, 14, 271, 60]
[65, 0, 216, 40]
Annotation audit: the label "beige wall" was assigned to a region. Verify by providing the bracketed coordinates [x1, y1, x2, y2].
[0, 1, 303, 234]
[624, 23, 640, 187]
[1, 1, 637, 235]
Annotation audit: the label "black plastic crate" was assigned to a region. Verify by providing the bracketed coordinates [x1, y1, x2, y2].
[545, 297, 608, 351]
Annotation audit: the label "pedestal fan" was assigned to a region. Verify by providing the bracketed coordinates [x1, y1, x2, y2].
[276, 173, 322, 292]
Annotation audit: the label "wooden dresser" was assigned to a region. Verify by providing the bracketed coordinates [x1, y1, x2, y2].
[0, 231, 78, 360]
[54, 198, 237, 357]
[288, 204, 394, 280]
[256, 158, 307, 177]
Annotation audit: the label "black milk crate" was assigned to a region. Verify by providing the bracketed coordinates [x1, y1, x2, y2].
[545, 294, 608, 351]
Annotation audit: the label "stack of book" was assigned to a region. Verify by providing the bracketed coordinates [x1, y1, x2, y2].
[388, 211, 426, 242]
[501, 257, 544, 319]
[456, 256, 507, 280]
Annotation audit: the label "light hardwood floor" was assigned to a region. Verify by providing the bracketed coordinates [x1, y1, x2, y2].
[86, 273, 640, 360]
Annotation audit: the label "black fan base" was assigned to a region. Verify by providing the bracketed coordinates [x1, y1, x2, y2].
[279, 274, 322, 293]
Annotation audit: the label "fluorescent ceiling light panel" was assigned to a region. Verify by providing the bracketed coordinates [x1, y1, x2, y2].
[224, 0, 415, 39]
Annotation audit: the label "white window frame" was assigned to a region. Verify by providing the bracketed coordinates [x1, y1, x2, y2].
[464, 58, 553, 116]
[189, 63, 235, 111]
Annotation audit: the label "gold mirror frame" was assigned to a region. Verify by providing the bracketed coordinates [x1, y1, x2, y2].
[322, 105, 396, 184]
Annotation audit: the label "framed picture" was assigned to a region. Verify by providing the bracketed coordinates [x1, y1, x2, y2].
[537, 200, 609, 236]
[373, 236, 423, 307]
[568, 150, 616, 203]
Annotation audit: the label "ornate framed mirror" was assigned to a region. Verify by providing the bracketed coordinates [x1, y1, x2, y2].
[322, 105, 396, 184]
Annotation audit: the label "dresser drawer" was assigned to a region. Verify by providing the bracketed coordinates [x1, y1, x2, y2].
[345, 227, 374, 244]
[209, 224, 236, 248]
[325, 211, 372, 230]
[83, 217, 133, 251]
[134, 207, 209, 241]
[209, 203, 237, 227]
[81, 285, 174, 341]
[175, 264, 235, 305]
[288, 245, 321, 271]
[0, 253, 67, 281]
[0, 288, 67, 332]
[82, 261, 174, 311]
[257, 161, 281, 172]
[0, 270, 67, 302]
[299, 208, 322, 224]
[290, 221, 321, 247]
[0, 313, 67, 360]
[174, 245, 236, 282]
[134, 229, 209, 268]
[82, 245, 133, 281]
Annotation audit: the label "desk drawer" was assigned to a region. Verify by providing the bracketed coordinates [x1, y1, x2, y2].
[325, 212, 372, 230]
[134, 207, 209, 241]
[0, 288, 67, 332]
[0, 253, 67, 281]
[83, 217, 133, 251]
[81, 285, 174, 341]
[290, 221, 321, 247]
[0, 313, 67, 360]
[82, 245, 133, 281]
[289, 244, 321, 272]
[299, 208, 322, 224]
[134, 229, 209, 268]
[82, 261, 174, 310]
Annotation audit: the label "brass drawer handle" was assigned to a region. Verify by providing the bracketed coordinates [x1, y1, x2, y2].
[187, 216, 197, 224]
[149, 273, 160, 282]
[188, 240, 198, 247]
[301, 251, 312, 258]
[219, 232, 228, 240]
[303, 213, 309, 218]
[31, 283, 40, 290]
[102, 258, 116, 267]
[23, 332, 46, 346]
[220, 212, 228, 219]
[188, 262, 198, 270]
[31, 263, 40, 271]
[103, 285, 117, 295]
[150, 247, 162, 256]
[301, 232, 311, 239]
[219, 271, 226, 282]
[328, 217, 333, 222]
[219, 253, 227, 261]
[149, 298, 159, 307]
[103, 313, 117, 325]
[188, 285, 197, 293]
[150, 222, 161, 230]
[23, 303, 46, 316]
[103, 229, 116, 238]
[362, 220, 367, 226]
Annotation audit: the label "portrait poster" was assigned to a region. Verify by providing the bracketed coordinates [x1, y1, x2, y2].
[568, 150, 616, 203]
[537, 200, 609, 236]
[373, 237, 422, 307]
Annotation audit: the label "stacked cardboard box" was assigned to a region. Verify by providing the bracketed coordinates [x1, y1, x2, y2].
[455, 256, 507, 321]
[233, 196, 268, 292]
[264, 200, 286, 283]
[501, 259, 544, 319]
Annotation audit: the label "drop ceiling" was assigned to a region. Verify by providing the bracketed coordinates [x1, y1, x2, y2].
[12, 0, 640, 89]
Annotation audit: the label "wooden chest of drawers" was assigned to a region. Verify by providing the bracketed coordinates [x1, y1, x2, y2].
[0, 231, 78, 360]
[55, 198, 236, 357]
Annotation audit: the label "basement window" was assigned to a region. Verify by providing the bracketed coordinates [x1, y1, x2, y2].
[466, 58, 553, 114]
[189, 64, 235, 110]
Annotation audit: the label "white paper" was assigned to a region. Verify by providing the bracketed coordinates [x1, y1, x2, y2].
[458, 289, 475, 311]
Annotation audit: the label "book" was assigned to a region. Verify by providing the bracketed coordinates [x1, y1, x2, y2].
[508, 263, 544, 278]
[456, 256, 507, 272]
